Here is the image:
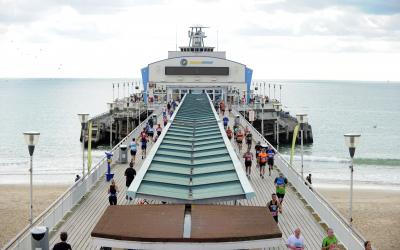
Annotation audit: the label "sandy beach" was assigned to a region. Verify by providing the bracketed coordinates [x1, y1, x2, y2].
[0, 184, 398, 249]
[319, 187, 400, 250]
[0, 184, 68, 248]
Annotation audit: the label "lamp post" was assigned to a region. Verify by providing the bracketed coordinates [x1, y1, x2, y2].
[344, 133, 361, 227]
[279, 84, 282, 103]
[296, 113, 308, 178]
[273, 84, 276, 100]
[23, 131, 40, 226]
[112, 83, 115, 101]
[107, 103, 114, 149]
[273, 103, 282, 150]
[77, 113, 89, 177]
[261, 98, 265, 138]
[268, 83, 271, 99]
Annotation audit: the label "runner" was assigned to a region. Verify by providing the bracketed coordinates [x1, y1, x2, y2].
[156, 124, 162, 137]
[124, 162, 136, 200]
[222, 116, 229, 130]
[364, 241, 372, 250]
[139, 128, 148, 159]
[245, 131, 252, 151]
[108, 179, 119, 205]
[267, 193, 282, 223]
[234, 115, 240, 127]
[236, 128, 244, 151]
[220, 100, 225, 115]
[129, 138, 138, 162]
[244, 126, 250, 136]
[321, 228, 338, 250]
[147, 125, 154, 141]
[274, 172, 288, 204]
[267, 145, 276, 176]
[163, 115, 168, 126]
[167, 101, 171, 112]
[226, 126, 233, 140]
[255, 141, 262, 168]
[242, 149, 253, 178]
[286, 228, 305, 250]
[258, 148, 268, 178]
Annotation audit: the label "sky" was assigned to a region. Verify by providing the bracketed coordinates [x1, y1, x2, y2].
[0, 0, 399, 81]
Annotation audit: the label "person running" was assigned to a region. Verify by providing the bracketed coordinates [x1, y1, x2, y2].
[147, 125, 154, 141]
[129, 138, 138, 162]
[108, 179, 118, 205]
[167, 101, 171, 112]
[223, 116, 229, 130]
[243, 149, 253, 178]
[306, 173, 312, 185]
[286, 228, 305, 250]
[220, 100, 225, 115]
[255, 141, 262, 168]
[226, 126, 233, 140]
[267, 193, 282, 223]
[244, 126, 250, 136]
[236, 128, 244, 151]
[53, 232, 72, 250]
[321, 228, 338, 250]
[148, 116, 154, 128]
[163, 115, 168, 126]
[274, 172, 288, 204]
[214, 101, 220, 113]
[156, 124, 162, 137]
[124, 162, 136, 200]
[267, 145, 276, 176]
[245, 131, 252, 151]
[139, 129, 148, 159]
[258, 148, 268, 178]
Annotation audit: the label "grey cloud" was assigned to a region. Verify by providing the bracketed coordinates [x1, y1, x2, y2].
[255, 0, 400, 15]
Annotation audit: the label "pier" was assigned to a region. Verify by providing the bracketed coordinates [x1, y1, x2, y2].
[4, 95, 366, 250]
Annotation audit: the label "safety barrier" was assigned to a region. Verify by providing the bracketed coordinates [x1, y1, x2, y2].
[232, 107, 367, 250]
[2, 110, 160, 250]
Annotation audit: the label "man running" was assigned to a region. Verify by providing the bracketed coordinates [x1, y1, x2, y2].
[267, 145, 276, 176]
[255, 141, 262, 168]
[223, 116, 229, 130]
[129, 138, 138, 162]
[245, 130, 252, 151]
[156, 124, 162, 137]
[267, 193, 282, 223]
[220, 100, 225, 115]
[226, 126, 233, 140]
[163, 115, 168, 126]
[321, 228, 338, 250]
[274, 172, 288, 204]
[236, 128, 244, 151]
[242, 149, 253, 178]
[286, 228, 305, 250]
[124, 162, 136, 200]
[258, 148, 268, 178]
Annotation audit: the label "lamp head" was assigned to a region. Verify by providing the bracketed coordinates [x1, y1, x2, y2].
[23, 131, 40, 146]
[77, 113, 89, 124]
[296, 113, 308, 124]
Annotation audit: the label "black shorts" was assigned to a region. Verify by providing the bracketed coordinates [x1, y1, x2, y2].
[141, 144, 147, 150]
[148, 131, 154, 137]
[246, 140, 252, 145]
[245, 161, 252, 167]
[157, 131, 161, 136]
[273, 215, 278, 223]
[277, 193, 285, 199]
[268, 158, 274, 166]
[130, 150, 137, 156]
[260, 162, 266, 167]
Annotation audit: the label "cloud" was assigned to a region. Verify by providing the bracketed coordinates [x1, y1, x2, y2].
[255, 0, 400, 15]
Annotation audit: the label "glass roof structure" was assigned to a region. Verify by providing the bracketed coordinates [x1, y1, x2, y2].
[127, 93, 254, 203]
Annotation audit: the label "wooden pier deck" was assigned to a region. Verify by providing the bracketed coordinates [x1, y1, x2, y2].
[48, 112, 326, 250]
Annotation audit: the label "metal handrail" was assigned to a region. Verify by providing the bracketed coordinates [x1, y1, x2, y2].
[2, 109, 160, 250]
[231, 107, 367, 249]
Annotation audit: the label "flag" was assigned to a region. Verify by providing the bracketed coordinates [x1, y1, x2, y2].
[87, 121, 92, 173]
[290, 124, 300, 166]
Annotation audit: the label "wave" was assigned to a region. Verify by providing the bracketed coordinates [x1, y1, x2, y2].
[281, 154, 400, 166]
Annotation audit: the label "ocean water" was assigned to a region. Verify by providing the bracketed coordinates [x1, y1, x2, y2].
[0, 79, 399, 189]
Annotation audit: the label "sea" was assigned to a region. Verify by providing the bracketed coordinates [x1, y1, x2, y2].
[0, 78, 399, 190]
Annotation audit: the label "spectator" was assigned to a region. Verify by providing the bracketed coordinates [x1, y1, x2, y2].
[53, 232, 72, 250]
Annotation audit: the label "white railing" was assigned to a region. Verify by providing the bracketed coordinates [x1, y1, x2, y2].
[2, 109, 160, 250]
[232, 108, 367, 250]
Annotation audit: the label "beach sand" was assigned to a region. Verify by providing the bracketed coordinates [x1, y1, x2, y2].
[0, 184, 68, 248]
[319, 187, 399, 250]
[0, 184, 398, 249]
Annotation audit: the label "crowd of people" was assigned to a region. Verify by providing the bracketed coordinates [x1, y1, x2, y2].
[54, 99, 372, 249]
